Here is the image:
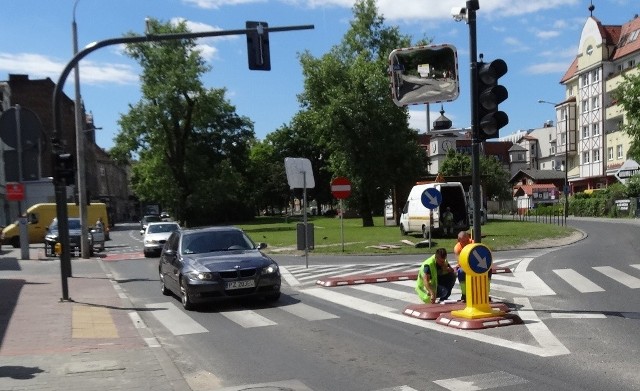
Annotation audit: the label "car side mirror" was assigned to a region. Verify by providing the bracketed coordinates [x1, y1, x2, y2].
[29, 213, 38, 224]
[257, 242, 267, 250]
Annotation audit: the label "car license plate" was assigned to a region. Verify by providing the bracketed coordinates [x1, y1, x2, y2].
[225, 280, 255, 290]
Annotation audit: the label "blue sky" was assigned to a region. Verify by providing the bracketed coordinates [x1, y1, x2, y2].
[1, 0, 636, 150]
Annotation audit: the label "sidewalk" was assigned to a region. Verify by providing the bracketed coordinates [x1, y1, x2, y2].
[0, 244, 192, 391]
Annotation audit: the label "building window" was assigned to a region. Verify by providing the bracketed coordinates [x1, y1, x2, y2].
[583, 151, 590, 164]
[608, 147, 614, 160]
[617, 144, 623, 159]
[629, 60, 636, 68]
[593, 149, 600, 162]
[592, 123, 600, 136]
[582, 125, 589, 139]
[561, 132, 566, 145]
[592, 96, 599, 109]
[582, 100, 589, 113]
[551, 145, 556, 154]
[592, 69, 600, 82]
[582, 74, 589, 86]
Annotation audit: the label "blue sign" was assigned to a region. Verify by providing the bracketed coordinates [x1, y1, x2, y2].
[421, 187, 442, 210]
[467, 244, 492, 274]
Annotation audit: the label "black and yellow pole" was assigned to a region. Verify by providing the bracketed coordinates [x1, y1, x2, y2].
[451, 243, 504, 319]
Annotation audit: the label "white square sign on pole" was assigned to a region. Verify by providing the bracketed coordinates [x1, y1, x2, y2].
[284, 157, 315, 189]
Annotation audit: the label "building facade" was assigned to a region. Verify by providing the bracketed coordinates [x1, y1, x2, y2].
[557, 10, 639, 193]
[0, 74, 130, 226]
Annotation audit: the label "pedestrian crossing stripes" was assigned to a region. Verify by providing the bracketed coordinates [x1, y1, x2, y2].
[280, 260, 640, 299]
[138, 261, 639, 357]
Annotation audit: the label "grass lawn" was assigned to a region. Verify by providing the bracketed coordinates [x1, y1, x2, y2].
[236, 215, 577, 255]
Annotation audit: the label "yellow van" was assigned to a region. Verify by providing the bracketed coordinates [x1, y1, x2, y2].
[1, 203, 109, 248]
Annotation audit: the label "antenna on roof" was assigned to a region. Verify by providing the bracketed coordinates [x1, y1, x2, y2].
[589, 1, 595, 17]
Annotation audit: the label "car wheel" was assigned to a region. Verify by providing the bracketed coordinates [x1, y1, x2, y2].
[180, 281, 194, 310]
[400, 225, 407, 236]
[159, 272, 170, 296]
[10, 236, 19, 248]
[144, 251, 151, 258]
[422, 226, 428, 239]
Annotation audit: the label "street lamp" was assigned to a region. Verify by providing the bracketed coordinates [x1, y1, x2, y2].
[538, 99, 569, 219]
[73, 0, 90, 259]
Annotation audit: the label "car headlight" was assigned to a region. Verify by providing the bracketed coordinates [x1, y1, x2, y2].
[186, 271, 213, 281]
[145, 239, 160, 245]
[261, 263, 279, 275]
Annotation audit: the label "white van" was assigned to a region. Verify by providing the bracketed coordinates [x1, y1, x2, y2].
[399, 181, 470, 237]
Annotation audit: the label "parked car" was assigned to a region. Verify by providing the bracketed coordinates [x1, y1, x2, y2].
[142, 221, 180, 257]
[44, 218, 94, 257]
[140, 215, 162, 232]
[158, 226, 281, 310]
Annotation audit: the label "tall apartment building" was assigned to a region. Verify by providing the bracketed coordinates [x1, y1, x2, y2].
[555, 9, 639, 193]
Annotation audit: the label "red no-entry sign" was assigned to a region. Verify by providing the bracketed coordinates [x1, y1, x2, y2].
[6, 182, 25, 201]
[331, 177, 352, 199]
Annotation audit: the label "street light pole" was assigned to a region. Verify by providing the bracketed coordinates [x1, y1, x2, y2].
[538, 99, 569, 221]
[73, 0, 90, 259]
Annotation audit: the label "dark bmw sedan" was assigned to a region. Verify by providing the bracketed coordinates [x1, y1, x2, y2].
[158, 226, 281, 310]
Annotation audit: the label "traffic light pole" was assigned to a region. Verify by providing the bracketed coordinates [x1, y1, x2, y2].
[466, 0, 483, 243]
[52, 22, 313, 301]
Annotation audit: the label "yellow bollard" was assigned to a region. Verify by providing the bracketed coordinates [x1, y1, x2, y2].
[55, 242, 62, 256]
[451, 243, 505, 319]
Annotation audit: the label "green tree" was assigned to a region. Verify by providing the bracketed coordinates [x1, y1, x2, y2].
[110, 19, 254, 225]
[297, 0, 427, 226]
[611, 68, 640, 161]
[440, 149, 511, 200]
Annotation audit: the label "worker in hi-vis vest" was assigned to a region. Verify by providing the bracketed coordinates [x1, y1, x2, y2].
[454, 230, 493, 302]
[415, 248, 456, 304]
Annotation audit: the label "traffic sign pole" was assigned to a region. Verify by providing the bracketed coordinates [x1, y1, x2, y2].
[331, 177, 352, 253]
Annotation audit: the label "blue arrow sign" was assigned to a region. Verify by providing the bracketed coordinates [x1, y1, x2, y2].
[468, 244, 492, 274]
[421, 187, 442, 210]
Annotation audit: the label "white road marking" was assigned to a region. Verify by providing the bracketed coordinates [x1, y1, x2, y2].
[303, 288, 396, 315]
[373, 386, 419, 391]
[553, 269, 605, 293]
[304, 287, 570, 357]
[550, 312, 606, 319]
[221, 310, 277, 328]
[515, 271, 556, 296]
[279, 266, 300, 287]
[593, 266, 640, 288]
[146, 302, 208, 335]
[513, 297, 570, 356]
[280, 302, 339, 321]
[514, 257, 534, 272]
[434, 371, 528, 391]
[349, 284, 422, 303]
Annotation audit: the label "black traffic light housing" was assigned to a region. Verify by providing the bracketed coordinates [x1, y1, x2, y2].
[246, 21, 271, 71]
[54, 152, 75, 186]
[476, 59, 508, 141]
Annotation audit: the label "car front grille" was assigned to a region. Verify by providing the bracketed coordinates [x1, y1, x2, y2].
[219, 268, 257, 279]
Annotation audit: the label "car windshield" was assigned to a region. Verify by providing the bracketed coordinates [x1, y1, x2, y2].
[49, 219, 81, 230]
[68, 219, 81, 229]
[182, 231, 254, 254]
[148, 223, 179, 234]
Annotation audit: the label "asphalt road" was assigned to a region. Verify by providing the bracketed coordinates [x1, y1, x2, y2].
[99, 218, 640, 391]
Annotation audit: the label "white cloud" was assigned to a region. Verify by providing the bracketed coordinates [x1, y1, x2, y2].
[0, 52, 137, 86]
[536, 30, 561, 39]
[525, 61, 571, 75]
[181, 0, 265, 9]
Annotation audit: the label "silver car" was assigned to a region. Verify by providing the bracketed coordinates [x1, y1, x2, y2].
[142, 221, 180, 257]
